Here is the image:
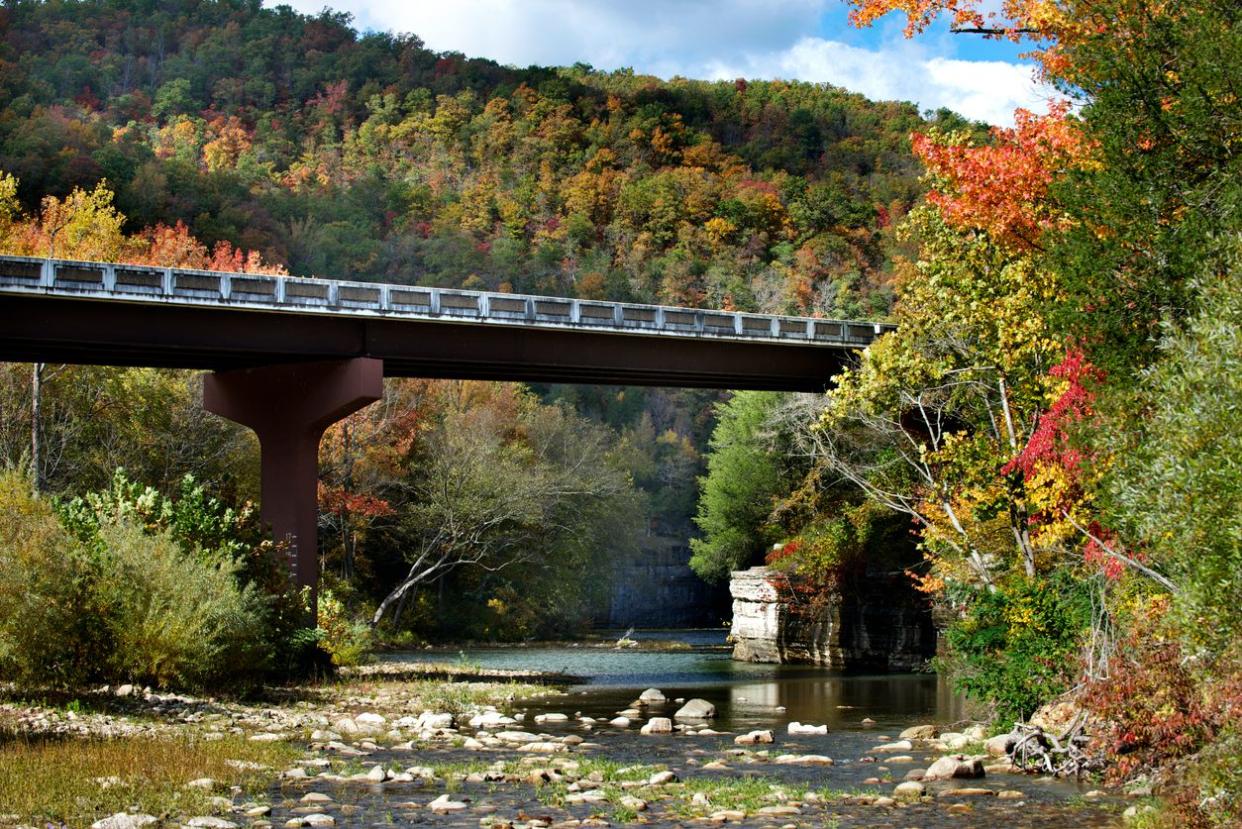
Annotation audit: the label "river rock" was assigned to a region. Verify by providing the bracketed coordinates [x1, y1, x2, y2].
[364, 764, 387, 783]
[186, 818, 238, 829]
[893, 781, 925, 800]
[620, 795, 648, 811]
[787, 721, 827, 735]
[302, 816, 335, 828]
[986, 733, 1015, 756]
[92, 815, 157, 829]
[468, 711, 515, 728]
[774, 754, 832, 765]
[873, 739, 913, 752]
[640, 717, 673, 734]
[534, 713, 568, 723]
[899, 724, 939, 740]
[674, 698, 716, 719]
[355, 712, 386, 726]
[638, 688, 666, 704]
[429, 794, 468, 813]
[938, 732, 973, 750]
[924, 755, 986, 780]
[496, 731, 540, 743]
[648, 770, 678, 785]
[937, 788, 996, 798]
[734, 729, 774, 745]
[609, 716, 631, 727]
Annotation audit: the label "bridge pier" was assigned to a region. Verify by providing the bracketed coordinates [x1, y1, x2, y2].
[203, 358, 383, 613]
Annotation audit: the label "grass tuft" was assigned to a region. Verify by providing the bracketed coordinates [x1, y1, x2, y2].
[0, 732, 296, 825]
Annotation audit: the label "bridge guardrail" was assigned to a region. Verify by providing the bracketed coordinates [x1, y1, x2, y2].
[0, 254, 896, 347]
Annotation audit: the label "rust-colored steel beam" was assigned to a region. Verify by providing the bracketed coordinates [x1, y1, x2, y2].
[203, 358, 383, 607]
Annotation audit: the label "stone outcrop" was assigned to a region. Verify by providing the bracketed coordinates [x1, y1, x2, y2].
[729, 566, 936, 670]
[600, 532, 728, 628]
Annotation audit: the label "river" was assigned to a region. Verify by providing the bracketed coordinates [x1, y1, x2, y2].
[354, 631, 1125, 827]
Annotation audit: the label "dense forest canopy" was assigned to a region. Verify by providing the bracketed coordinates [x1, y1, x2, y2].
[0, 0, 961, 317]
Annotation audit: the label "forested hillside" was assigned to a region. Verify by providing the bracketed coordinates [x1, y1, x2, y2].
[0, 0, 950, 640]
[0, 0, 953, 317]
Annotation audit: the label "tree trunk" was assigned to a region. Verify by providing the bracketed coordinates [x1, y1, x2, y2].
[30, 362, 42, 493]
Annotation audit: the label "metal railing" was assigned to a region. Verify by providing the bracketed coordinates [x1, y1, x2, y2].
[0, 254, 894, 347]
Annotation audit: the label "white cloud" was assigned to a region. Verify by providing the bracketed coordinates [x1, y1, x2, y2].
[270, 1, 1052, 125]
[704, 36, 1053, 126]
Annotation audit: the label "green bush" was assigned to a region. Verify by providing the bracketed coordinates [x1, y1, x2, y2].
[0, 470, 276, 690]
[941, 572, 1093, 724]
[91, 520, 269, 688]
[0, 472, 104, 688]
[315, 589, 373, 667]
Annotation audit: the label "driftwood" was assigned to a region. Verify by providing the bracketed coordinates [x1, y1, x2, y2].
[1008, 711, 1103, 777]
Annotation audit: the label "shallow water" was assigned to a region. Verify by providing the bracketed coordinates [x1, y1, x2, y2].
[271, 633, 1123, 828]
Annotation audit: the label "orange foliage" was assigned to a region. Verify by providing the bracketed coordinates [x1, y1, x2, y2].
[912, 103, 1085, 250]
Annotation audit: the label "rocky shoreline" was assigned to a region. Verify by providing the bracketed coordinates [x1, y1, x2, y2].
[0, 669, 1134, 829]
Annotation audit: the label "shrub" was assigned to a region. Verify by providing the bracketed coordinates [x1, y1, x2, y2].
[0, 471, 103, 687]
[0, 471, 273, 690]
[941, 571, 1092, 724]
[316, 588, 373, 667]
[91, 519, 269, 688]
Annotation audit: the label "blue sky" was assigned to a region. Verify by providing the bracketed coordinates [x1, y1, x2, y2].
[270, 1, 1052, 126]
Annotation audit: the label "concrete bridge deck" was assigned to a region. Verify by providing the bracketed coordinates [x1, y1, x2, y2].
[0, 255, 890, 391]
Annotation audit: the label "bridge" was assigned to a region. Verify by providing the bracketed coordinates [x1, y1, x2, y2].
[0, 254, 892, 602]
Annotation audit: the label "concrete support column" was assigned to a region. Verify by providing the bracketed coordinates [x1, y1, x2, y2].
[203, 358, 383, 609]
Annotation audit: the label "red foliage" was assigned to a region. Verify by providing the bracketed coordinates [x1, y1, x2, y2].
[1082, 606, 1239, 808]
[317, 482, 395, 519]
[1003, 348, 1104, 481]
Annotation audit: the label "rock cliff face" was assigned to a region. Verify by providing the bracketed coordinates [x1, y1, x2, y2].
[600, 534, 728, 628]
[729, 566, 936, 670]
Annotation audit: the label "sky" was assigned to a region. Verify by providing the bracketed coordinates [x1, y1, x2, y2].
[269, 0, 1055, 126]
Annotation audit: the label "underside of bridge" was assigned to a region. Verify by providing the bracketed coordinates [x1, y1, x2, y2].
[1, 288, 864, 612]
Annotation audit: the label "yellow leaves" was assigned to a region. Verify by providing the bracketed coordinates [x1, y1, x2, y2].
[704, 216, 737, 247]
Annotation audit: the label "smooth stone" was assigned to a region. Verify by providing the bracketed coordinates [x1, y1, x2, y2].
[609, 716, 631, 727]
[302, 815, 335, 827]
[986, 734, 1015, 756]
[787, 721, 828, 735]
[185, 818, 238, 829]
[300, 793, 333, 803]
[92, 815, 157, 829]
[648, 770, 678, 785]
[938, 788, 996, 798]
[998, 790, 1026, 800]
[640, 717, 673, 734]
[674, 698, 716, 719]
[899, 725, 939, 740]
[873, 740, 913, 752]
[638, 688, 666, 704]
[428, 795, 468, 813]
[734, 729, 774, 745]
[774, 754, 832, 765]
[924, 754, 985, 780]
[894, 781, 926, 800]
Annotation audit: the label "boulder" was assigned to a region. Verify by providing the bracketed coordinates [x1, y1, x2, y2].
[986, 733, 1015, 757]
[674, 698, 716, 719]
[924, 754, 986, 781]
[787, 721, 828, 735]
[640, 717, 673, 734]
[938, 732, 972, 750]
[899, 724, 939, 740]
[609, 716, 631, 727]
[638, 688, 666, 704]
[734, 729, 774, 745]
[428, 794, 469, 813]
[893, 781, 925, 800]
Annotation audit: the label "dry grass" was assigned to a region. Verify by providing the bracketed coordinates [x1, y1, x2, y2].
[0, 732, 296, 826]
